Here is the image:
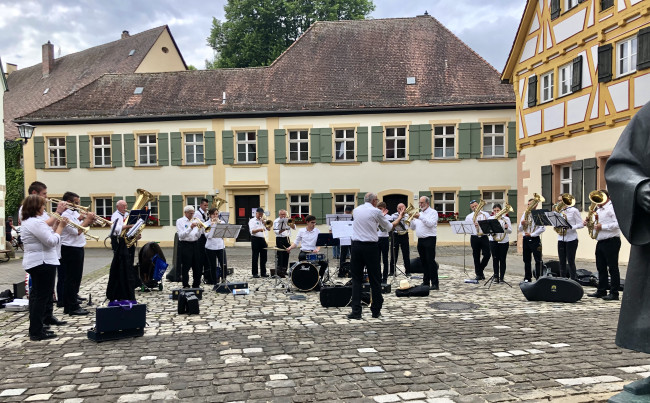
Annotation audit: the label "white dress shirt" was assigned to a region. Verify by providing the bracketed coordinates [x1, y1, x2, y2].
[465, 210, 491, 236]
[21, 216, 61, 270]
[595, 201, 621, 241]
[206, 219, 226, 250]
[518, 211, 545, 237]
[110, 210, 127, 237]
[557, 206, 584, 242]
[411, 206, 438, 238]
[378, 212, 390, 238]
[351, 202, 392, 242]
[273, 218, 292, 237]
[176, 216, 201, 242]
[488, 216, 512, 243]
[295, 227, 320, 251]
[194, 209, 209, 223]
[391, 212, 409, 234]
[61, 210, 86, 248]
[249, 217, 266, 238]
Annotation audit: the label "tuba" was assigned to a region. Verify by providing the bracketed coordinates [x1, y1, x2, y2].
[402, 203, 419, 227]
[523, 193, 545, 233]
[492, 203, 514, 242]
[553, 193, 575, 236]
[121, 188, 155, 247]
[473, 199, 487, 235]
[212, 196, 227, 211]
[586, 190, 607, 239]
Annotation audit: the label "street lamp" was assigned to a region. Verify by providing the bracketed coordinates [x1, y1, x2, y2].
[16, 123, 35, 144]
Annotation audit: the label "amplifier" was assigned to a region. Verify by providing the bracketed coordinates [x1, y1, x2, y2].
[214, 282, 249, 294]
[171, 288, 204, 300]
[87, 303, 146, 342]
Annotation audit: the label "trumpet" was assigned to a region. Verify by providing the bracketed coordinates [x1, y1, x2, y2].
[191, 218, 209, 230]
[79, 212, 112, 227]
[44, 197, 90, 213]
[47, 212, 99, 241]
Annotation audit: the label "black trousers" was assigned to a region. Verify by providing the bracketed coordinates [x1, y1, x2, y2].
[26, 264, 56, 337]
[276, 236, 291, 270]
[179, 240, 201, 288]
[350, 241, 383, 316]
[206, 249, 226, 283]
[596, 236, 621, 295]
[56, 264, 65, 307]
[61, 245, 84, 313]
[298, 250, 328, 278]
[379, 237, 390, 280]
[197, 234, 208, 281]
[558, 239, 579, 279]
[417, 236, 438, 287]
[390, 234, 411, 274]
[470, 235, 491, 278]
[251, 237, 267, 276]
[489, 241, 509, 280]
[340, 245, 351, 267]
[522, 236, 542, 281]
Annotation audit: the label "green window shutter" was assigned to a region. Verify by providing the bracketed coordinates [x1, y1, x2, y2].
[409, 125, 420, 160]
[541, 165, 553, 210]
[371, 126, 384, 162]
[507, 190, 518, 220]
[583, 158, 598, 209]
[66, 136, 77, 168]
[420, 124, 432, 160]
[550, 0, 560, 20]
[311, 193, 332, 224]
[457, 190, 473, 218]
[172, 195, 184, 222]
[356, 126, 368, 162]
[158, 195, 170, 226]
[637, 27, 650, 71]
[507, 122, 517, 158]
[419, 190, 432, 199]
[125, 196, 136, 207]
[274, 129, 286, 163]
[34, 137, 45, 169]
[123, 133, 135, 167]
[457, 123, 471, 159]
[275, 194, 287, 215]
[204, 131, 216, 165]
[528, 75, 538, 107]
[320, 128, 332, 163]
[357, 192, 366, 206]
[170, 132, 182, 166]
[601, 0, 614, 11]
[469, 123, 481, 159]
[111, 134, 122, 167]
[79, 135, 90, 168]
[571, 160, 584, 211]
[158, 133, 169, 166]
[310, 128, 321, 163]
[112, 196, 123, 207]
[257, 130, 269, 164]
[571, 56, 583, 92]
[222, 130, 234, 164]
[80, 197, 91, 211]
[598, 44, 613, 83]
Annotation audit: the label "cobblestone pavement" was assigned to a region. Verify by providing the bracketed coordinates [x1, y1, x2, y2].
[0, 248, 644, 402]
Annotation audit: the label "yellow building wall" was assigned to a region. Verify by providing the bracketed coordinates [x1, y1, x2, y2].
[135, 29, 186, 73]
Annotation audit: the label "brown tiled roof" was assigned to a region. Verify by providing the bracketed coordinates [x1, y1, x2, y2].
[21, 16, 514, 123]
[5, 26, 182, 138]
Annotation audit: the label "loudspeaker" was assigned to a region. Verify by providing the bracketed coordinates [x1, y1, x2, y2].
[520, 277, 584, 303]
[87, 303, 146, 342]
[320, 285, 352, 307]
[185, 294, 200, 315]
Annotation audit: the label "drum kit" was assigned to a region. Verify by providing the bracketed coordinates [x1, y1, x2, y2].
[260, 249, 340, 293]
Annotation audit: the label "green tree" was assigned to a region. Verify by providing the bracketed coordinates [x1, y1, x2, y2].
[206, 0, 375, 69]
[4, 142, 25, 220]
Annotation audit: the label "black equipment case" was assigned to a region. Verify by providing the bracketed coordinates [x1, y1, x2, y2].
[520, 277, 584, 303]
[214, 282, 249, 294]
[171, 288, 204, 300]
[87, 303, 146, 342]
[320, 285, 352, 307]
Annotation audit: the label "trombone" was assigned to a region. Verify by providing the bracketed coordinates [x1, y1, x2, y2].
[47, 212, 99, 241]
[44, 197, 112, 227]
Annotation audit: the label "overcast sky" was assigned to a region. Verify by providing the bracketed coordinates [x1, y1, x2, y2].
[0, 0, 525, 73]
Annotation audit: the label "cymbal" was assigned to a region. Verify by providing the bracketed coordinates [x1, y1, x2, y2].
[264, 247, 287, 251]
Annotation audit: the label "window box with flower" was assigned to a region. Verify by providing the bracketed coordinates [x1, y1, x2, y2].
[146, 216, 160, 227]
[438, 212, 459, 223]
[291, 214, 307, 225]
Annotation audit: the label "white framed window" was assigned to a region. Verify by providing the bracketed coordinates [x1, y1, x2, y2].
[334, 194, 355, 214]
[540, 71, 554, 103]
[186, 196, 201, 213]
[237, 131, 257, 163]
[48, 137, 66, 168]
[288, 130, 309, 162]
[138, 134, 157, 166]
[385, 127, 406, 160]
[483, 124, 505, 158]
[434, 125, 455, 159]
[94, 198, 113, 218]
[558, 62, 573, 97]
[334, 129, 355, 161]
[433, 192, 455, 215]
[145, 199, 160, 225]
[565, 0, 579, 10]
[560, 165, 572, 194]
[617, 36, 637, 77]
[185, 133, 204, 165]
[289, 194, 310, 218]
[482, 191, 505, 211]
[93, 136, 111, 167]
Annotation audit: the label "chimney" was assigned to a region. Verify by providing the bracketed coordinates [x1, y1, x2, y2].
[121, 30, 130, 39]
[6, 63, 17, 77]
[42, 41, 54, 77]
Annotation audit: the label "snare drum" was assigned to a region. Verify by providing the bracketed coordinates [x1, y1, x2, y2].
[289, 262, 320, 291]
[304, 253, 325, 262]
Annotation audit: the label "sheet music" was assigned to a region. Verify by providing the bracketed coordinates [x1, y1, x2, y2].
[330, 221, 354, 239]
[326, 214, 353, 225]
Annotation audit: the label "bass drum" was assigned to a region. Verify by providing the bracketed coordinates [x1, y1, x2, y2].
[289, 262, 320, 292]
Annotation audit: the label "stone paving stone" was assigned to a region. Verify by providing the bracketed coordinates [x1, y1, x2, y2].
[0, 389, 26, 396]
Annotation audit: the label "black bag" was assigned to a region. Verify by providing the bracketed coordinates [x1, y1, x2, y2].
[171, 288, 203, 300]
[186, 294, 200, 315]
[520, 277, 584, 303]
[576, 269, 598, 287]
[178, 292, 188, 314]
[395, 285, 430, 297]
[320, 285, 352, 307]
[87, 303, 146, 342]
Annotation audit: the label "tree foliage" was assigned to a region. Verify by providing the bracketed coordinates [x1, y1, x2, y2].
[4, 143, 24, 219]
[206, 0, 375, 69]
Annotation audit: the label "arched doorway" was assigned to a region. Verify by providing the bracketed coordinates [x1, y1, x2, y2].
[382, 194, 409, 214]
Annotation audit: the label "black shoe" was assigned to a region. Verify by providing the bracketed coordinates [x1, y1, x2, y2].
[56, 303, 65, 308]
[252, 275, 260, 278]
[43, 324, 51, 331]
[30, 332, 57, 341]
[430, 285, 439, 290]
[382, 277, 388, 283]
[474, 276, 485, 281]
[494, 278, 500, 284]
[44, 316, 67, 326]
[347, 313, 362, 320]
[69, 308, 89, 316]
[371, 312, 381, 318]
[182, 284, 191, 288]
[405, 273, 412, 278]
[588, 291, 607, 298]
[261, 274, 269, 277]
[602, 294, 619, 301]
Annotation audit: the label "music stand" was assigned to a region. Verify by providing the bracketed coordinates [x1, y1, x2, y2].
[546, 211, 571, 234]
[450, 221, 476, 278]
[477, 220, 511, 289]
[531, 209, 551, 277]
[330, 221, 354, 279]
[211, 224, 242, 297]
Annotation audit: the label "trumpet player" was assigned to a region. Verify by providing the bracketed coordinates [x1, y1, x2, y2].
[249, 208, 268, 278]
[555, 194, 583, 280]
[519, 198, 545, 282]
[205, 208, 227, 284]
[488, 204, 511, 284]
[583, 190, 621, 300]
[59, 192, 95, 316]
[194, 198, 211, 284]
[273, 210, 295, 276]
[465, 200, 491, 281]
[410, 196, 439, 290]
[176, 206, 203, 288]
[390, 203, 411, 277]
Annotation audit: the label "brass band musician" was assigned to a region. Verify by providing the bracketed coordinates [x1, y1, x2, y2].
[555, 194, 584, 280]
[465, 200, 491, 280]
[273, 209, 295, 275]
[390, 203, 411, 277]
[249, 208, 268, 278]
[286, 215, 328, 280]
[176, 206, 202, 288]
[518, 198, 545, 282]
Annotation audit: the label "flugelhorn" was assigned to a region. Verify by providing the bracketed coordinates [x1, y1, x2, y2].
[262, 214, 273, 230]
[47, 212, 99, 241]
[403, 203, 420, 227]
